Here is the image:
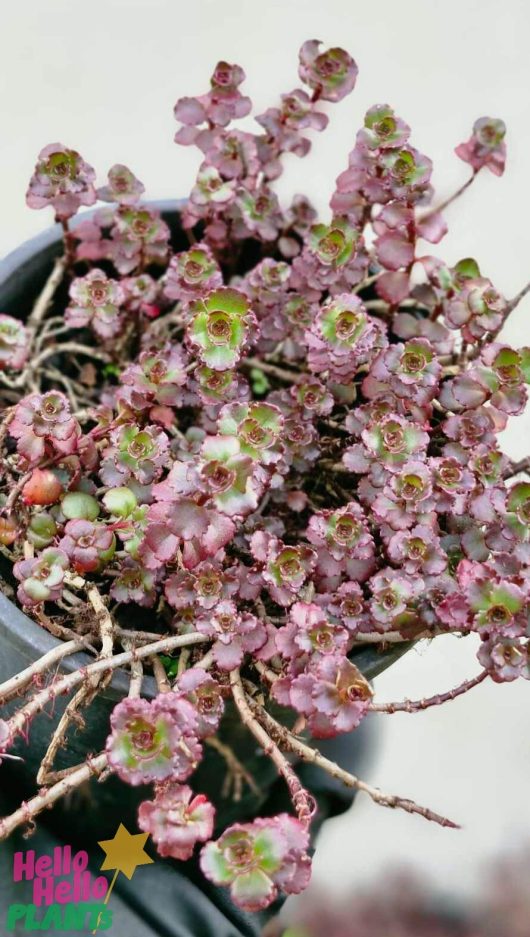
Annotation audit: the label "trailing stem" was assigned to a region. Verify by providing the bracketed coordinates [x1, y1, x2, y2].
[239, 357, 302, 384]
[5, 632, 209, 742]
[205, 736, 261, 802]
[27, 256, 67, 331]
[0, 639, 83, 706]
[36, 588, 116, 784]
[249, 697, 459, 830]
[369, 671, 488, 714]
[0, 753, 108, 842]
[230, 670, 316, 825]
[419, 171, 477, 221]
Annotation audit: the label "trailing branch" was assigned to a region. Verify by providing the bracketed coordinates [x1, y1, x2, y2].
[36, 588, 116, 785]
[370, 671, 488, 714]
[240, 357, 302, 384]
[5, 632, 209, 742]
[27, 257, 66, 331]
[419, 171, 477, 221]
[205, 735, 261, 802]
[0, 639, 83, 705]
[250, 698, 459, 830]
[0, 753, 108, 842]
[230, 670, 315, 825]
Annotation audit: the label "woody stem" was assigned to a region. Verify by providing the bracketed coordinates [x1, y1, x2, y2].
[230, 670, 314, 824]
[249, 698, 459, 830]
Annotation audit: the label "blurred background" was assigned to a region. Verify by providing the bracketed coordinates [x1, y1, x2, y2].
[1, 0, 529, 930]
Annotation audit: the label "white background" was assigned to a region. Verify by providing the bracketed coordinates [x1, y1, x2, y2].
[1, 0, 529, 908]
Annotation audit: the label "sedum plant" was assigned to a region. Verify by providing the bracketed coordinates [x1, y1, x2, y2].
[0, 39, 528, 915]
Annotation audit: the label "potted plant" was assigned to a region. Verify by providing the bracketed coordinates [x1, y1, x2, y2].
[0, 38, 528, 917]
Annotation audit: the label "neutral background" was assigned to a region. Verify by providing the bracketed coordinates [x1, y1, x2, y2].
[2, 0, 529, 912]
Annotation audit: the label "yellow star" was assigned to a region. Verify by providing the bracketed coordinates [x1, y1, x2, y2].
[97, 822, 154, 880]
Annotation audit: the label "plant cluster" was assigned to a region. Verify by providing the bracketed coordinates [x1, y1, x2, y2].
[0, 40, 528, 915]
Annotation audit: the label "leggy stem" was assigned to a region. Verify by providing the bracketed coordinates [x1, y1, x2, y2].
[352, 629, 433, 644]
[0, 753, 107, 841]
[240, 358, 301, 384]
[87, 587, 115, 658]
[504, 456, 530, 479]
[5, 632, 208, 742]
[60, 218, 76, 269]
[369, 671, 488, 714]
[193, 649, 215, 671]
[507, 280, 530, 313]
[419, 172, 477, 222]
[205, 735, 260, 802]
[253, 660, 281, 683]
[37, 589, 116, 784]
[127, 650, 144, 699]
[37, 684, 95, 785]
[34, 341, 110, 366]
[152, 656, 171, 693]
[230, 671, 315, 824]
[27, 256, 67, 331]
[0, 639, 83, 705]
[250, 699, 459, 830]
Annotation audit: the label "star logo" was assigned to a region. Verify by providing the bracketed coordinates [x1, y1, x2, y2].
[92, 823, 154, 933]
[98, 822, 154, 880]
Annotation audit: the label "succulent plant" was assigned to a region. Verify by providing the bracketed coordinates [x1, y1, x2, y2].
[0, 37, 528, 920]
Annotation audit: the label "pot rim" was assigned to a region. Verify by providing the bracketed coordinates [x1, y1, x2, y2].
[0, 199, 186, 702]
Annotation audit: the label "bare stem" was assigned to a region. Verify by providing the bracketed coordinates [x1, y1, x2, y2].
[508, 280, 530, 313]
[6, 632, 209, 742]
[370, 671, 488, 714]
[253, 660, 281, 683]
[230, 671, 315, 824]
[353, 271, 383, 294]
[0, 407, 15, 450]
[193, 649, 215, 671]
[152, 656, 171, 693]
[33, 608, 97, 652]
[27, 257, 67, 331]
[0, 258, 69, 392]
[31, 343, 111, 371]
[37, 588, 116, 784]
[240, 358, 301, 385]
[37, 685, 94, 785]
[60, 218, 76, 270]
[117, 627, 169, 644]
[205, 736, 261, 802]
[251, 700, 459, 830]
[177, 648, 191, 677]
[352, 630, 432, 645]
[125, 646, 144, 699]
[504, 456, 530, 479]
[419, 172, 477, 222]
[0, 753, 107, 841]
[0, 639, 83, 705]
[87, 588, 114, 656]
